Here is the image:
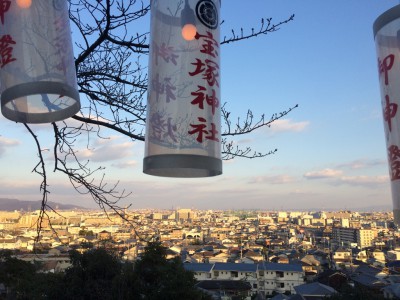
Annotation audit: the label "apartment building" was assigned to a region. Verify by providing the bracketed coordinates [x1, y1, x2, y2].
[176, 209, 196, 222]
[258, 263, 304, 296]
[184, 262, 304, 296]
[332, 227, 373, 249]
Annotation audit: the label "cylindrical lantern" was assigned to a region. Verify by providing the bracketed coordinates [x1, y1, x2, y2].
[374, 5, 400, 225]
[143, 0, 222, 178]
[0, 0, 80, 123]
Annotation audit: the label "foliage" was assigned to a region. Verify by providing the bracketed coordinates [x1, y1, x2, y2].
[134, 242, 210, 299]
[79, 229, 95, 237]
[329, 284, 386, 300]
[0, 243, 211, 300]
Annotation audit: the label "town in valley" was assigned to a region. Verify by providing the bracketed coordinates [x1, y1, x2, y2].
[0, 207, 399, 299]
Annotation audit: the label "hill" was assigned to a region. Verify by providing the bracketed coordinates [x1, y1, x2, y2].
[0, 198, 86, 211]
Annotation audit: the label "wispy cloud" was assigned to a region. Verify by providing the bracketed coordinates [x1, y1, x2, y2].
[303, 166, 389, 188]
[248, 174, 296, 184]
[0, 136, 19, 146]
[336, 159, 386, 170]
[112, 160, 138, 169]
[333, 175, 389, 188]
[269, 119, 309, 134]
[289, 189, 318, 196]
[0, 136, 20, 157]
[304, 168, 343, 179]
[77, 136, 135, 162]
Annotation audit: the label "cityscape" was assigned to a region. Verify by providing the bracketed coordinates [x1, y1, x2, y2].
[1, 1, 400, 300]
[0, 206, 399, 299]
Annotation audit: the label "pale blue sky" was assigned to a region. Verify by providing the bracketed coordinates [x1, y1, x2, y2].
[0, 1, 398, 211]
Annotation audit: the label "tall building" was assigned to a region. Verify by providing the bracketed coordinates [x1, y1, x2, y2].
[332, 227, 373, 249]
[176, 209, 195, 222]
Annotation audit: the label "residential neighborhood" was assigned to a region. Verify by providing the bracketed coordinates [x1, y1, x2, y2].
[0, 208, 399, 299]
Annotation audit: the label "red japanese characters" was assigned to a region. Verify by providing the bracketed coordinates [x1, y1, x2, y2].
[144, 0, 222, 178]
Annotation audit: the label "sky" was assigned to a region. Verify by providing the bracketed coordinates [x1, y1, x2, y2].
[0, 0, 399, 212]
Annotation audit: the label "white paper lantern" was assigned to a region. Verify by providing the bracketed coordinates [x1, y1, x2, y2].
[144, 0, 222, 178]
[0, 0, 80, 123]
[374, 5, 400, 224]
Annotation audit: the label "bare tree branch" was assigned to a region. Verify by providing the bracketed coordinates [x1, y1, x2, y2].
[18, 0, 297, 238]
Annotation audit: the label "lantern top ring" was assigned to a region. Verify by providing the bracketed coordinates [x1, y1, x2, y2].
[374, 4, 400, 37]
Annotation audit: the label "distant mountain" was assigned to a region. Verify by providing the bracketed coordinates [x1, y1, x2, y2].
[0, 198, 87, 211]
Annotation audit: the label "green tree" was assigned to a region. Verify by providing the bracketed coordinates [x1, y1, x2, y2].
[0, 252, 36, 299]
[62, 248, 125, 300]
[0, 251, 65, 299]
[0, 245, 210, 299]
[133, 242, 211, 300]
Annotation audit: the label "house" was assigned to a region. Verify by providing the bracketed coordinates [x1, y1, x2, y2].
[299, 254, 321, 281]
[370, 250, 386, 268]
[387, 260, 400, 274]
[270, 254, 289, 264]
[387, 249, 400, 262]
[258, 262, 304, 296]
[269, 294, 290, 300]
[355, 250, 368, 263]
[382, 283, 400, 299]
[183, 263, 213, 280]
[212, 262, 258, 283]
[350, 264, 388, 298]
[242, 249, 264, 263]
[122, 247, 137, 260]
[236, 256, 258, 264]
[195, 280, 252, 300]
[316, 270, 348, 291]
[98, 230, 111, 240]
[332, 248, 351, 265]
[0, 238, 20, 250]
[184, 262, 304, 296]
[209, 251, 230, 263]
[165, 248, 179, 260]
[294, 282, 337, 298]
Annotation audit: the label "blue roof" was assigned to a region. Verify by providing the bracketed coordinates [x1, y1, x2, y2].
[294, 282, 337, 296]
[213, 262, 258, 272]
[388, 260, 400, 268]
[258, 262, 303, 272]
[183, 262, 303, 273]
[183, 263, 214, 272]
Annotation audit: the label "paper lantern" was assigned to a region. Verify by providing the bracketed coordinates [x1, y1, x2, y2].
[0, 0, 80, 123]
[374, 5, 400, 224]
[144, 0, 222, 178]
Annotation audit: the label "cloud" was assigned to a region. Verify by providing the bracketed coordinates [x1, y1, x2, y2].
[72, 136, 136, 163]
[0, 136, 20, 157]
[336, 159, 386, 170]
[78, 140, 134, 162]
[334, 175, 389, 188]
[289, 189, 318, 196]
[304, 168, 343, 179]
[248, 174, 296, 184]
[112, 160, 138, 169]
[236, 138, 253, 145]
[269, 119, 309, 134]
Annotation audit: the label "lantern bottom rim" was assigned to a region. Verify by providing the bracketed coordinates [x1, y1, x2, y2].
[143, 154, 222, 178]
[1, 81, 80, 123]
